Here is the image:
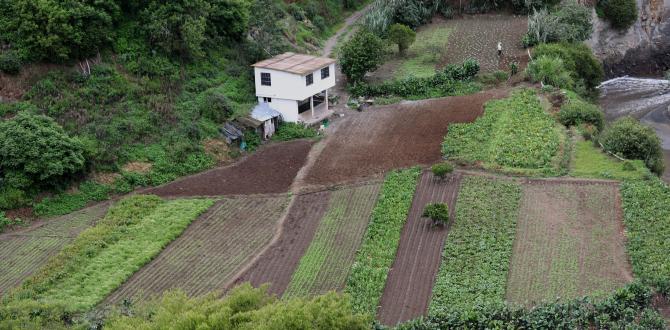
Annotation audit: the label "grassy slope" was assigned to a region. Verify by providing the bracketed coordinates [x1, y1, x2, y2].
[429, 176, 521, 314]
[571, 140, 648, 180]
[394, 23, 453, 79]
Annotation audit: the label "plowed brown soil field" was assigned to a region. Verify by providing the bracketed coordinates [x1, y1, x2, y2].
[377, 171, 462, 326]
[230, 191, 332, 295]
[0, 203, 109, 296]
[105, 196, 287, 304]
[145, 140, 313, 197]
[305, 89, 508, 186]
[506, 180, 633, 305]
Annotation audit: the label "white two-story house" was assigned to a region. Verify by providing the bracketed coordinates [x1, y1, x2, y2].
[252, 52, 336, 123]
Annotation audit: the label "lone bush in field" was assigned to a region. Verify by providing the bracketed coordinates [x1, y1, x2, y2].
[559, 96, 605, 131]
[432, 162, 454, 179]
[423, 203, 449, 225]
[388, 23, 416, 56]
[339, 29, 385, 83]
[600, 117, 664, 175]
[598, 0, 638, 29]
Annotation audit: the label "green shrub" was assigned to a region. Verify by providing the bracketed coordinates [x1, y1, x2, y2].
[422, 203, 449, 225]
[445, 58, 480, 80]
[600, 117, 664, 175]
[526, 56, 575, 90]
[0, 187, 30, 210]
[244, 130, 261, 152]
[558, 94, 605, 131]
[346, 168, 421, 314]
[598, 0, 638, 29]
[0, 211, 22, 233]
[0, 51, 21, 74]
[526, 2, 593, 45]
[509, 62, 519, 75]
[339, 29, 385, 83]
[272, 122, 318, 141]
[533, 42, 604, 91]
[33, 181, 112, 217]
[431, 162, 454, 178]
[388, 23, 416, 55]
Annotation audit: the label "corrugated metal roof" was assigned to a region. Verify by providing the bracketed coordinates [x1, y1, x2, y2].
[252, 52, 335, 75]
[251, 103, 282, 122]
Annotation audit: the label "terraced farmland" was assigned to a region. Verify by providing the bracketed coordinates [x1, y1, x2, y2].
[0, 203, 109, 296]
[105, 196, 287, 304]
[284, 183, 381, 298]
[377, 172, 462, 326]
[506, 181, 632, 305]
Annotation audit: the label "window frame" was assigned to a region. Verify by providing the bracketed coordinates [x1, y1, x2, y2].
[321, 66, 330, 79]
[306, 73, 314, 86]
[260, 72, 271, 86]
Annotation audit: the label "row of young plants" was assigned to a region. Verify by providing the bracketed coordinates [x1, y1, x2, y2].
[428, 176, 522, 315]
[1, 195, 213, 326]
[345, 168, 421, 315]
[443, 89, 565, 175]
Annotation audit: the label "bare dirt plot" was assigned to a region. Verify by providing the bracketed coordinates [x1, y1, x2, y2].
[145, 140, 313, 197]
[230, 191, 332, 296]
[377, 171, 462, 326]
[304, 89, 509, 186]
[105, 196, 287, 304]
[438, 14, 529, 73]
[506, 181, 633, 305]
[283, 183, 382, 298]
[0, 203, 109, 296]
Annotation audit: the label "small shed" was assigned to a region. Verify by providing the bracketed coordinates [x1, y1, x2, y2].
[238, 103, 283, 140]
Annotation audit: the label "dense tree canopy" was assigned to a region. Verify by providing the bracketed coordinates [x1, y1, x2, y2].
[338, 29, 385, 83]
[600, 117, 664, 175]
[388, 23, 416, 55]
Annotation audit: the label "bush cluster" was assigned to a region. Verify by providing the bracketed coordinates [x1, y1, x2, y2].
[533, 42, 604, 92]
[526, 56, 574, 89]
[339, 29, 385, 83]
[600, 117, 664, 175]
[431, 162, 454, 179]
[272, 122, 318, 141]
[422, 203, 450, 225]
[558, 93, 605, 131]
[0, 51, 21, 74]
[525, 2, 593, 46]
[598, 0, 638, 29]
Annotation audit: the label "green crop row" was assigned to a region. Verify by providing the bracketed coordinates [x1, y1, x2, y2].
[5, 195, 213, 311]
[429, 176, 522, 315]
[443, 89, 564, 175]
[345, 168, 421, 315]
[620, 179, 670, 293]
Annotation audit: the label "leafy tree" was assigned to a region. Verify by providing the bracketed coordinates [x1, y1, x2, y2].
[339, 29, 385, 83]
[388, 24, 416, 55]
[526, 55, 575, 89]
[0, 0, 120, 62]
[0, 112, 86, 191]
[393, 0, 431, 29]
[599, 0, 638, 29]
[600, 117, 664, 175]
[423, 203, 450, 225]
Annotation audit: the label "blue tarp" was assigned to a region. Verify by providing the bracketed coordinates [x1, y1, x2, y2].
[251, 103, 282, 122]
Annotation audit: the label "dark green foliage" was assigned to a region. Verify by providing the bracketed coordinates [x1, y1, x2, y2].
[272, 122, 318, 141]
[33, 182, 111, 217]
[0, 187, 30, 210]
[393, 0, 431, 29]
[598, 0, 638, 29]
[0, 211, 22, 233]
[600, 117, 664, 175]
[244, 130, 261, 152]
[431, 162, 454, 178]
[525, 2, 593, 46]
[526, 56, 575, 89]
[0, 51, 21, 74]
[422, 203, 449, 225]
[388, 24, 416, 55]
[398, 282, 666, 329]
[558, 95, 605, 131]
[0, 112, 85, 192]
[0, 0, 120, 61]
[444, 58, 480, 80]
[533, 42, 604, 91]
[339, 29, 385, 83]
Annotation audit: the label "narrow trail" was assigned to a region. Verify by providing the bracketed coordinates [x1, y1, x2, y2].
[322, 4, 372, 57]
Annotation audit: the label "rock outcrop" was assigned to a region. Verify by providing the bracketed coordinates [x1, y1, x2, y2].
[588, 0, 670, 77]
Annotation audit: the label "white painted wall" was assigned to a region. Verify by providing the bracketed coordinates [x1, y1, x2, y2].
[258, 97, 299, 122]
[254, 63, 336, 101]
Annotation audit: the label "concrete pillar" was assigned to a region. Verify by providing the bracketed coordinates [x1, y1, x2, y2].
[325, 90, 328, 111]
[310, 95, 314, 118]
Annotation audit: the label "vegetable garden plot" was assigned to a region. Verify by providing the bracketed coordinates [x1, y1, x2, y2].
[105, 196, 287, 304]
[506, 181, 632, 305]
[283, 183, 381, 298]
[0, 203, 109, 296]
[377, 171, 462, 326]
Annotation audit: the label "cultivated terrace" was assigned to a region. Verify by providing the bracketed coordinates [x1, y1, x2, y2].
[0, 0, 669, 329]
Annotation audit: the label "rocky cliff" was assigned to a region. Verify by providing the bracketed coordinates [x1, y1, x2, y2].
[588, 0, 670, 77]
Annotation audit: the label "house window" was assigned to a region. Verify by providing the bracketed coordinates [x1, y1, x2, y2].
[306, 73, 313, 86]
[263, 97, 272, 103]
[261, 72, 271, 86]
[321, 66, 330, 79]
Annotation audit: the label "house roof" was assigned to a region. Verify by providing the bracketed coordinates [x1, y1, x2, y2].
[250, 103, 282, 122]
[252, 52, 335, 75]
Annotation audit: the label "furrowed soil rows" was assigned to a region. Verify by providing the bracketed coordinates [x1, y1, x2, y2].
[377, 171, 462, 326]
[105, 196, 287, 304]
[0, 203, 109, 296]
[305, 89, 508, 186]
[146, 140, 313, 197]
[506, 181, 633, 305]
[439, 14, 529, 73]
[283, 183, 382, 298]
[231, 191, 332, 295]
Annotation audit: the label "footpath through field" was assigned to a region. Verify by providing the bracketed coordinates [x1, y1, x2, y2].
[377, 171, 462, 326]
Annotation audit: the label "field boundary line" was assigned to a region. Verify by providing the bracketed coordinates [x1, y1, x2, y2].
[457, 169, 620, 185]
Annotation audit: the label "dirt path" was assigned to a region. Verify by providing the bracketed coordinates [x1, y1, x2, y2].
[322, 4, 371, 57]
[377, 171, 462, 326]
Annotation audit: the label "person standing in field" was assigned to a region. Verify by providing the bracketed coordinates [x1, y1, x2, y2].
[497, 42, 502, 57]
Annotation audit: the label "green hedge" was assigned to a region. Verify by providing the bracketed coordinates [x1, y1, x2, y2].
[429, 176, 522, 315]
[558, 91, 605, 131]
[345, 167, 421, 314]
